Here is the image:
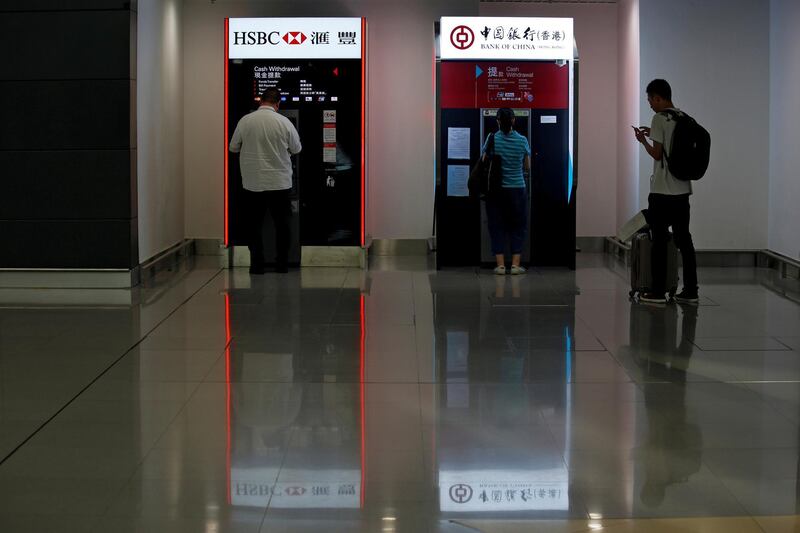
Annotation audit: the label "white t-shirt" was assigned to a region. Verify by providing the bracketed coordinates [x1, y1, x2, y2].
[229, 106, 302, 192]
[649, 108, 692, 195]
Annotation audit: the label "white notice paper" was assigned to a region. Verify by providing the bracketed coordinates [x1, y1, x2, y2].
[447, 127, 471, 160]
[447, 165, 470, 197]
[323, 126, 336, 143]
[323, 110, 337, 123]
[323, 145, 337, 163]
[541, 115, 558, 124]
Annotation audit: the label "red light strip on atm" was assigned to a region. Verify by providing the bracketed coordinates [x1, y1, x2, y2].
[360, 18, 366, 248]
[224, 292, 232, 505]
[360, 294, 366, 507]
[224, 18, 230, 247]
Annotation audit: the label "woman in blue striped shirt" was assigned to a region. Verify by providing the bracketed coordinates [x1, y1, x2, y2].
[481, 108, 531, 275]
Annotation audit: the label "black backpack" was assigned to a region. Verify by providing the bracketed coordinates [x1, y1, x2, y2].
[661, 109, 711, 181]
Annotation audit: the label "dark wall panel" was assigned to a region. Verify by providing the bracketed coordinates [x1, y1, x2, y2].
[0, 11, 131, 80]
[0, 220, 136, 269]
[0, 3, 137, 270]
[0, 150, 132, 219]
[0, 1, 134, 12]
[0, 80, 131, 150]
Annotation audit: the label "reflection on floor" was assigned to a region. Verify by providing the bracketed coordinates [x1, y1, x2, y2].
[0, 254, 798, 532]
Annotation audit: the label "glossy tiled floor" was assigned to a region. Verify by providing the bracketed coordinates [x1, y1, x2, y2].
[0, 254, 798, 532]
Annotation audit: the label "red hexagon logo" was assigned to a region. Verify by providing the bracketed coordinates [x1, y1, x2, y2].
[283, 32, 307, 45]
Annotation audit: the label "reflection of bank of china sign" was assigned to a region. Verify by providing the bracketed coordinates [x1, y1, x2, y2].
[440, 17, 573, 61]
[440, 470, 569, 512]
[229, 18, 362, 60]
[449, 483, 473, 504]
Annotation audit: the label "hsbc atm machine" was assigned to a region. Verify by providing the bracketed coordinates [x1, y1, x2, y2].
[436, 17, 578, 269]
[225, 18, 367, 268]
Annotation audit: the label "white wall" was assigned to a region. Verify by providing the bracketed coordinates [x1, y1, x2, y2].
[638, 0, 770, 250]
[616, 0, 639, 229]
[769, 0, 800, 260]
[183, 0, 475, 242]
[480, 2, 619, 237]
[137, 0, 185, 262]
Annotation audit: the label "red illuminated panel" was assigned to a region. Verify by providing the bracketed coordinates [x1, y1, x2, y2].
[359, 293, 366, 507]
[360, 18, 367, 247]
[224, 292, 232, 504]
[224, 19, 230, 246]
[439, 61, 568, 109]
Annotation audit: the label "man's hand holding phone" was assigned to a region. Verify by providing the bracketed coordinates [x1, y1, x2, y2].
[632, 125, 650, 143]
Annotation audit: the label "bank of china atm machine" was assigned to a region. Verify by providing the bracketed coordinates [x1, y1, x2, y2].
[436, 17, 578, 269]
[225, 17, 367, 267]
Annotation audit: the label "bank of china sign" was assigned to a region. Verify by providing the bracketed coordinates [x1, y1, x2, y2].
[229, 18, 362, 60]
[440, 17, 573, 61]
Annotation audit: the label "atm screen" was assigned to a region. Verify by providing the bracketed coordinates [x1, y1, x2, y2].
[228, 58, 363, 246]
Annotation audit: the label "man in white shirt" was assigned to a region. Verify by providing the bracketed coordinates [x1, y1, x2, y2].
[633, 79, 699, 304]
[230, 88, 302, 274]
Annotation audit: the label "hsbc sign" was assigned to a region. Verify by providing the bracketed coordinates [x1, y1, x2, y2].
[228, 18, 363, 59]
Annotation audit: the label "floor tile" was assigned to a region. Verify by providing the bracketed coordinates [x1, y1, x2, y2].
[2, 255, 800, 531]
[693, 337, 792, 351]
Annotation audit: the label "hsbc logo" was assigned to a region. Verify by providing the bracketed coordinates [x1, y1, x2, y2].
[284, 487, 306, 496]
[231, 31, 309, 46]
[282, 32, 307, 45]
[233, 31, 280, 45]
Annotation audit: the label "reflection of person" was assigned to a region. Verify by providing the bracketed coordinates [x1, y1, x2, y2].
[633, 79, 699, 304]
[229, 88, 301, 274]
[630, 302, 702, 507]
[481, 108, 531, 276]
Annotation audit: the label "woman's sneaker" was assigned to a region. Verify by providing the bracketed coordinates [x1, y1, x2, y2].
[510, 265, 527, 275]
[493, 265, 507, 275]
[639, 291, 667, 304]
[674, 289, 699, 304]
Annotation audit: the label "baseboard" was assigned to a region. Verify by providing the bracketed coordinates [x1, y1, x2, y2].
[371, 239, 430, 256]
[0, 239, 197, 289]
[194, 238, 226, 256]
[603, 236, 800, 280]
[576, 236, 606, 253]
[0, 269, 139, 289]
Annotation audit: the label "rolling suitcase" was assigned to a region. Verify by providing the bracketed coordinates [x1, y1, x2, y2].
[630, 230, 679, 300]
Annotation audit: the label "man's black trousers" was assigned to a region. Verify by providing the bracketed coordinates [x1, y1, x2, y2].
[647, 192, 698, 294]
[244, 188, 291, 268]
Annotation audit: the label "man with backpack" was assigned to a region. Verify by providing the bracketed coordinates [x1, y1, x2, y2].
[633, 79, 702, 304]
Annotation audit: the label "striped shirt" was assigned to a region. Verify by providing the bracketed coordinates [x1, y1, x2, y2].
[482, 130, 530, 188]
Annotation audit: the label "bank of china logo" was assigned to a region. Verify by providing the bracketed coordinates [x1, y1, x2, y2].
[449, 484, 473, 504]
[283, 32, 307, 45]
[450, 25, 474, 50]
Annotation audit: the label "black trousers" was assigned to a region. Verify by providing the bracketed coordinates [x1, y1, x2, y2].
[244, 188, 291, 267]
[647, 193, 698, 294]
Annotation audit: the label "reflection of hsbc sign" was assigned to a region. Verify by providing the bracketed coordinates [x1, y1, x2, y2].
[440, 17, 573, 61]
[228, 18, 363, 59]
[231, 467, 360, 509]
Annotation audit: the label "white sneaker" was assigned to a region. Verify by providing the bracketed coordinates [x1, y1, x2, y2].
[510, 265, 527, 275]
[493, 265, 507, 275]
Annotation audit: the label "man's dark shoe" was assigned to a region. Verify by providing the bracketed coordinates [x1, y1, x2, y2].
[275, 264, 289, 274]
[674, 289, 699, 304]
[639, 291, 667, 304]
[249, 266, 265, 275]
